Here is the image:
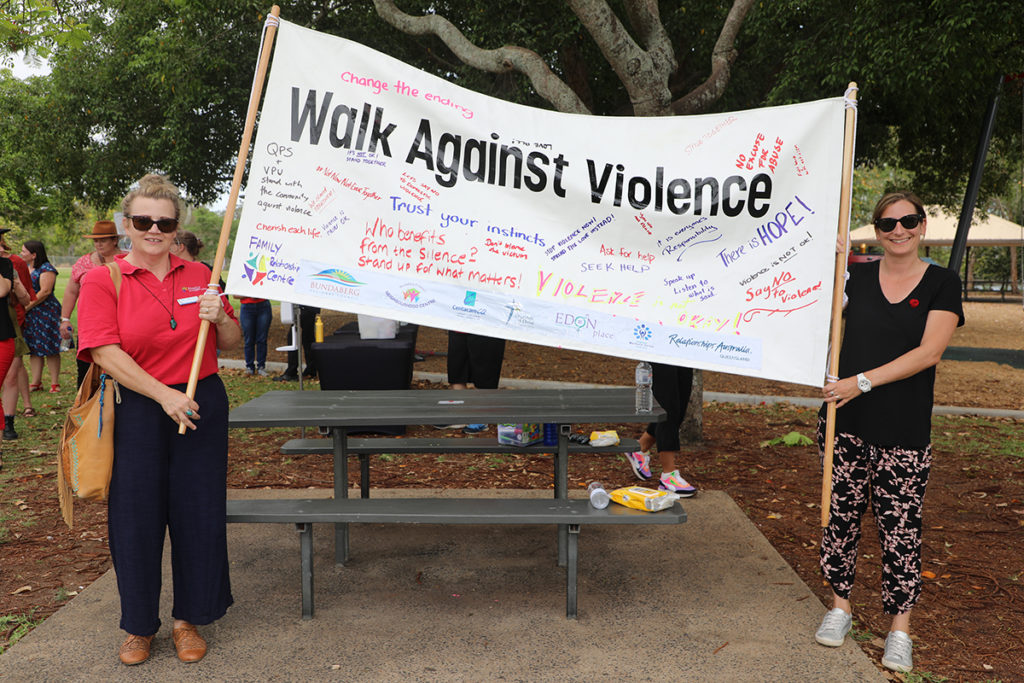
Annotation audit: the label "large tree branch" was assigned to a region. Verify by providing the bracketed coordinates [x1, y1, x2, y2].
[565, 0, 674, 115]
[372, 0, 590, 114]
[622, 0, 675, 76]
[671, 0, 756, 115]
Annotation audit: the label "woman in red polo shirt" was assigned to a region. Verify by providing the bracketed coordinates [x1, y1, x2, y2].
[77, 174, 241, 667]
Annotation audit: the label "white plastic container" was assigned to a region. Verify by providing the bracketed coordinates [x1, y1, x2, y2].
[357, 314, 399, 339]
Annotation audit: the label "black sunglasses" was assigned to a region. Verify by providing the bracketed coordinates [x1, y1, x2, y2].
[874, 214, 923, 233]
[126, 214, 179, 233]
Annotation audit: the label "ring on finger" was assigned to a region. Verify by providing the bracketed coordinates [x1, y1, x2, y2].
[186, 409, 194, 416]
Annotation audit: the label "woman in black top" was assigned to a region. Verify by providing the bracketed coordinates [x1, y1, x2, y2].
[0, 256, 20, 470]
[813, 192, 964, 673]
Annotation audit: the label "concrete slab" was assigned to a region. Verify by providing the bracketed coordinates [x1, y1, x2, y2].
[1, 489, 884, 682]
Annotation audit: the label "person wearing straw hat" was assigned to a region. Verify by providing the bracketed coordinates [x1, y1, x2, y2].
[60, 220, 127, 388]
[77, 174, 241, 666]
[815, 191, 963, 673]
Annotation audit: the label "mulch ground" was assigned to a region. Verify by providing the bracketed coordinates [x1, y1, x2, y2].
[2, 299, 1022, 681]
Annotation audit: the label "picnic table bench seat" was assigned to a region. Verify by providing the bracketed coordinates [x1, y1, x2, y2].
[280, 436, 642, 455]
[225, 496, 685, 620]
[281, 436, 642, 500]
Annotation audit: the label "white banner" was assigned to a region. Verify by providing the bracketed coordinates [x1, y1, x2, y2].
[227, 19, 847, 386]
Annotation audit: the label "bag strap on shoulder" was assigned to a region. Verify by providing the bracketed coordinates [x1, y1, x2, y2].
[104, 262, 122, 298]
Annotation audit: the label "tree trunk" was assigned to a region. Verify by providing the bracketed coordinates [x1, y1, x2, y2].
[1010, 245, 1019, 294]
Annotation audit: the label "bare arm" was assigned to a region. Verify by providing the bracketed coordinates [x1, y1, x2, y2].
[90, 344, 202, 430]
[60, 278, 81, 338]
[824, 309, 960, 407]
[11, 276, 28, 306]
[25, 270, 56, 311]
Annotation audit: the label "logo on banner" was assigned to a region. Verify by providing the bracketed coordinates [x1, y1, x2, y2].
[453, 290, 487, 318]
[629, 322, 654, 349]
[242, 253, 270, 286]
[555, 312, 597, 334]
[310, 268, 365, 287]
[503, 299, 534, 327]
[386, 283, 436, 309]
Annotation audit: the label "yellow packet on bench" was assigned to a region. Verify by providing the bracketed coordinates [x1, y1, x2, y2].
[588, 430, 619, 446]
[609, 486, 679, 512]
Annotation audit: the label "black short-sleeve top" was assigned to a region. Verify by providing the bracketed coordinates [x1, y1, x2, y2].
[0, 257, 15, 341]
[834, 260, 964, 449]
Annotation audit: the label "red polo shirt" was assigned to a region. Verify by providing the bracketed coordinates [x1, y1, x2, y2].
[77, 254, 237, 385]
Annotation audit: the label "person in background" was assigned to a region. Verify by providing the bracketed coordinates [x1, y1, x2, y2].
[174, 230, 227, 303]
[0, 232, 33, 440]
[21, 240, 62, 393]
[624, 363, 698, 496]
[273, 304, 319, 381]
[77, 174, 241, 666]
[440, 331, 505, 433]
[814, 191, 963, 673]
[60, 220, 127, 388]
[173, 230, 205, 265]
[0, 251, 20, 467]
[238, 296, 271, 376]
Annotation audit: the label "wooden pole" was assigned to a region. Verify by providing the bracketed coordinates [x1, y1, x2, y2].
[179, 5, 281, 434]
[821, 82, 858, 526]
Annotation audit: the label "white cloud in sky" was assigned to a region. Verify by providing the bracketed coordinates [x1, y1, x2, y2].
[7, 52, 51, 79]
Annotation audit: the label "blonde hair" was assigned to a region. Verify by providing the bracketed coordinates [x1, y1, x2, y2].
[121, 174, 182, 221]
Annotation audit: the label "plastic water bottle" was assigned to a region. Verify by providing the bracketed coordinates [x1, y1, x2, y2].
[635, 361, 653, 413]
[587, 482, 610, 509]
[60, 336, 72, 352]
[314, 315, 324, 343]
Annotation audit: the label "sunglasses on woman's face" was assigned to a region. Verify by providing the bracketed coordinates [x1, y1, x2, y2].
[874, 214, 923, 232]
[126, 215, 178, 233]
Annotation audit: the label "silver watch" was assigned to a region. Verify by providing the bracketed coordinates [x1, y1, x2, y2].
[856, 372, 872, 393]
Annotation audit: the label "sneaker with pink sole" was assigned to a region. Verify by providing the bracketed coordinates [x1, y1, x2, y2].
[659, 469, 696, 497]
[625, 451, 652, 479]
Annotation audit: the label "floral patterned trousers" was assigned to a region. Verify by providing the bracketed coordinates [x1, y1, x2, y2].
[817, 420, 932, 615]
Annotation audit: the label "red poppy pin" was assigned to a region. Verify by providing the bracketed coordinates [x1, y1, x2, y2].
[909, 299, 920, 308]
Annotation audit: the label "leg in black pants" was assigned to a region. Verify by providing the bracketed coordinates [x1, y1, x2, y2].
[626, 363, 697, 495]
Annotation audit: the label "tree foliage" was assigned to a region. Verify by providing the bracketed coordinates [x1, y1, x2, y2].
[2, 0, 1023, 244]
[726, 0, 1024, 207]
[0, 0, 90, 63]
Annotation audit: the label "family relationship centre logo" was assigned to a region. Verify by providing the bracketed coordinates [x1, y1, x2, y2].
[386, 283, 436, 309]
[242, 252, 270, 286]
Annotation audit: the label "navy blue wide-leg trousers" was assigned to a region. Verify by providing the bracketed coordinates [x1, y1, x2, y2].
[107, 374, 233, 636]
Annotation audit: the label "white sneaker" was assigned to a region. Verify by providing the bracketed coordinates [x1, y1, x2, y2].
[881, 630, 913, 673]
[814, 607, 852, 647]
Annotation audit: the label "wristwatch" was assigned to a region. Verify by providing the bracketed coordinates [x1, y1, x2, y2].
[856, 372, 872, 393]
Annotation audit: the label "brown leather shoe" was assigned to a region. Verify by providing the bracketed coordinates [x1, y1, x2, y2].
[118, 634, 154, 665]
[172, 622, 207, 662]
